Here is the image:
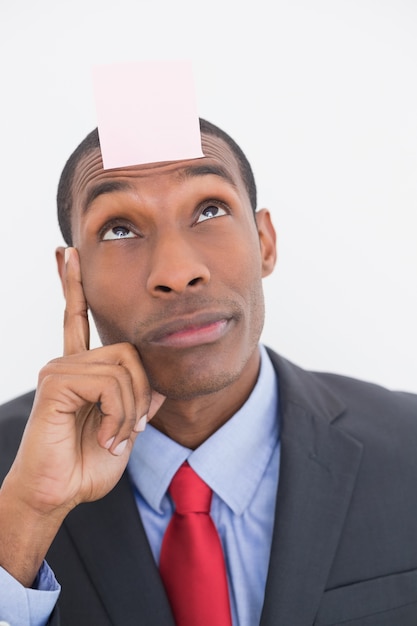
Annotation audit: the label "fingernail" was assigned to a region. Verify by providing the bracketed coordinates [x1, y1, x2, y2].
[113, 439, 129, 456]
[105, 436, 115, 449]
[134, 414, 148, 433]
[64, 247, 72, 264]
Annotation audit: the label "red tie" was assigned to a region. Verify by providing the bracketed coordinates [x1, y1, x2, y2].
[159, 462, 232, 626]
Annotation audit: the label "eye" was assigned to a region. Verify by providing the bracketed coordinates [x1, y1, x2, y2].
[196, 204, 228, 223]
[102, 224, 136, 240]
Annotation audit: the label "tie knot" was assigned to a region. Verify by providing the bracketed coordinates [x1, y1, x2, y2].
[169, 462, 212, 515]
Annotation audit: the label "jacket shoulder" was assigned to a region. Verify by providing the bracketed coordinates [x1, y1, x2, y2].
[266, 346, 417, 417]
[317, 370, 417, 432]
[266, 347, 417, 450]
[0, 390, 35, 421]
[0, 390, 35, 478]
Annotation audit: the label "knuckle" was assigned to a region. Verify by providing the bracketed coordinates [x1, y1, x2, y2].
[38, 362, 57, 383]
[105, 375, 122, 395]
[47, 355, 65, 366]
[118, 367, 133, 387]
[126, 413, 137, 429]
[141, 386, 152, 407]
[36, 371, 59, 395]
[120, 342, 140, 360]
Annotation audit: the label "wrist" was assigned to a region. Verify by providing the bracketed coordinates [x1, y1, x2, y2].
[0, 477, 67, 587]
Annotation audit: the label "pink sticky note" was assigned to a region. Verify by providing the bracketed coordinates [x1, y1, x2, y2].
[92, 61, 204, 170]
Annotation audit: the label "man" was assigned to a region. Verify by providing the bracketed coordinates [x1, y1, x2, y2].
[0, 118, 417, 626]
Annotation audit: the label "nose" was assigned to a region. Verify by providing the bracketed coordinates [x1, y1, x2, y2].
[146, 232, 210, 296]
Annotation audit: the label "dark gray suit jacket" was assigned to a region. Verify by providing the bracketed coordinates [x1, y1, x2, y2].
[1, 349, 417, 625]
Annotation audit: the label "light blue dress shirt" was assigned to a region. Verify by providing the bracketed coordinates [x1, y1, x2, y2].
[0, 345, 280, 626]
[0, 562, 60, 626]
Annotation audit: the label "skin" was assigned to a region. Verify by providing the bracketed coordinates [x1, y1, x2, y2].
[0, 131, 276, 587]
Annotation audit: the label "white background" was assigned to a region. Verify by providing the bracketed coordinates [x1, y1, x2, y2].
[0, 0, 416, 404]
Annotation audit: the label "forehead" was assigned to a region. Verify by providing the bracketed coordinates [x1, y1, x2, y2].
[71, 133, 245, 208]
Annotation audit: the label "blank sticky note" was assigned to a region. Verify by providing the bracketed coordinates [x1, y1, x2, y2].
[92, 61, 204, 169]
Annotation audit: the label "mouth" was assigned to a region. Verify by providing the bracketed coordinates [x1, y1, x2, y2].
[144, 312, 233, 349]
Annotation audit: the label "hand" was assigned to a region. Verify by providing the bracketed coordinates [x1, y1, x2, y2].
[11, 247, 165, 512]
[0, 247, 164, 585]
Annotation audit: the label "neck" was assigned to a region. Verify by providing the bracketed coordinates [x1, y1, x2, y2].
[150, 349, 261, 449]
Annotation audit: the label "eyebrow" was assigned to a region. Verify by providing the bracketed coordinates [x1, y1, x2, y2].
[82, 163, 237, 214]
[82, 181, 135, 214]
[180, 163, 237, 188]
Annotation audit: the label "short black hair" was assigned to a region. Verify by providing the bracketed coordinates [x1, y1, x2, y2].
[56, 118, 257, 245]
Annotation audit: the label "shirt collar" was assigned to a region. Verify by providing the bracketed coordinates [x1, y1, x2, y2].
[128, 344, 279, 516]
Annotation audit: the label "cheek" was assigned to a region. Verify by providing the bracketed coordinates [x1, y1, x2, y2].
[233, 236, 266, 317]
[217, 238, 265, 334]
[80, 256, 141, 326]
[220, 232, 263, 294]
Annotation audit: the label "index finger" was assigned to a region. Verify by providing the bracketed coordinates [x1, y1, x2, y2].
[63, 247, 90, 356]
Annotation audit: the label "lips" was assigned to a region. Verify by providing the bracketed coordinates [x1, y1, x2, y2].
[143, 311, 233, 349]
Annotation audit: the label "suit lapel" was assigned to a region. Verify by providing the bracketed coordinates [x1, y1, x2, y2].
[63, 472, 175, 626]
[261, 353, 363, 625]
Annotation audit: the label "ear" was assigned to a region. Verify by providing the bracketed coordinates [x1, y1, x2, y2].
[255, 209, 277, 278]
[55, 246, 67, 297]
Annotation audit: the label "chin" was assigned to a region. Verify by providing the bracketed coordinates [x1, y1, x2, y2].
[149, 368, 242, 401]
[143, 342, 256, 401]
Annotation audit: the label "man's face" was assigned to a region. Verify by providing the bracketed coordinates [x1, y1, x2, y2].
[68, 133, 276, 401]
